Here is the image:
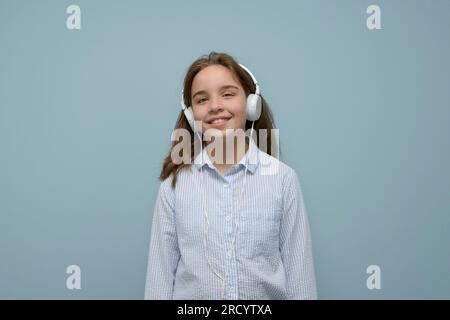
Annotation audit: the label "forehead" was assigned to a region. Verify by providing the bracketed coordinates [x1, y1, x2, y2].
[191, 65, 241, 92]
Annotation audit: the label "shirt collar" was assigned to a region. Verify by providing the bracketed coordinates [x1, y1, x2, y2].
[194, 136, 259, 174]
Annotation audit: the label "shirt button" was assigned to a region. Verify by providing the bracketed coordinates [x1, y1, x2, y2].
[227, 250, 232, 258]
[225, 215, 231, 222]
[223, 183, 229, 188]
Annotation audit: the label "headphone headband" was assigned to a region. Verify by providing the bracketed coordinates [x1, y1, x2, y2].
[238, 63, 260, 96]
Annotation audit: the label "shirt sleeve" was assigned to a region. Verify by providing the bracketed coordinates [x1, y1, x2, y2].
[144, 177, 181, 299]
[279, 168, 318, 299]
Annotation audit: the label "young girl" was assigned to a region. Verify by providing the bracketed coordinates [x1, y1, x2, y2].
[144, 52, 317, 300]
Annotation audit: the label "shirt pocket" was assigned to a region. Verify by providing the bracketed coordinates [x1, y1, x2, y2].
[237, 195, 282, 258]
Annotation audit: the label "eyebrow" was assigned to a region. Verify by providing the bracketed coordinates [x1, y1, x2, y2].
[192, 85, 239, 100]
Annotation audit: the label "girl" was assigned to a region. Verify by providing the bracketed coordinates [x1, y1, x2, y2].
[144, 52, 317, 300]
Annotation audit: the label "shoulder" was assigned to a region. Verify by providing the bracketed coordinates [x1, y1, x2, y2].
[158, 166, 194, 196]
[257, 149, 299, 184]
[158, 174, 176, 200]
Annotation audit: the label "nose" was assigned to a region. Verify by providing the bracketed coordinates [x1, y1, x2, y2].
[208, 96, 223, 114]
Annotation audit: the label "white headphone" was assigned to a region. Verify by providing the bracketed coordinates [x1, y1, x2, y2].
[180, 63, 262, 132]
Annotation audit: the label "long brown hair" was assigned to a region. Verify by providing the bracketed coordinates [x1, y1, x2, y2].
[160, 52, 278, 188]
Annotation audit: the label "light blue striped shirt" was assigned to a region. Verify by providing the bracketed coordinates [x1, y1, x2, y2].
[144, 137, 317, 299]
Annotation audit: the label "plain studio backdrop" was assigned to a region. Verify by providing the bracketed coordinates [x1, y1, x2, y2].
[0, 0, 449, 299]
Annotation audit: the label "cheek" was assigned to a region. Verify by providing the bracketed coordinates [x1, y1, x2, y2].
[192, 108, 205, 121]
[229, 98, 247, 120]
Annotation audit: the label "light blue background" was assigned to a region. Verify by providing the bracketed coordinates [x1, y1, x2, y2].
[1, 0, 449, 299]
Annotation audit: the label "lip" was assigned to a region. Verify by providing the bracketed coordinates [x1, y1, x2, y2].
[207, 117, 231, 128]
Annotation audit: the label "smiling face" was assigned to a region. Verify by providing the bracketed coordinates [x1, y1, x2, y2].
[191, 65, 247, 135]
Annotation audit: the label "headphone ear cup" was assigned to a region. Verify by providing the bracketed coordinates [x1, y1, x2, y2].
[183, 107, 196, 132]
[246, 94, 262, 121]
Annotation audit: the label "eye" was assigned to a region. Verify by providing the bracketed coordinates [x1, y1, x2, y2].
[197, 97, 207, 104]
[223, 92, 235, 98]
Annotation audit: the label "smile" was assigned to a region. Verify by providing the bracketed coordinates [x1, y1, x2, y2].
[208, 117, 231, 127]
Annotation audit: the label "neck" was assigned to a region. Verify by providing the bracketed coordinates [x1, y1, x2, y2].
[205, 136, 249, 166]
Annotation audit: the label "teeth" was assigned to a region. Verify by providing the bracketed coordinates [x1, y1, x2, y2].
[211, 118, 228, 124]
